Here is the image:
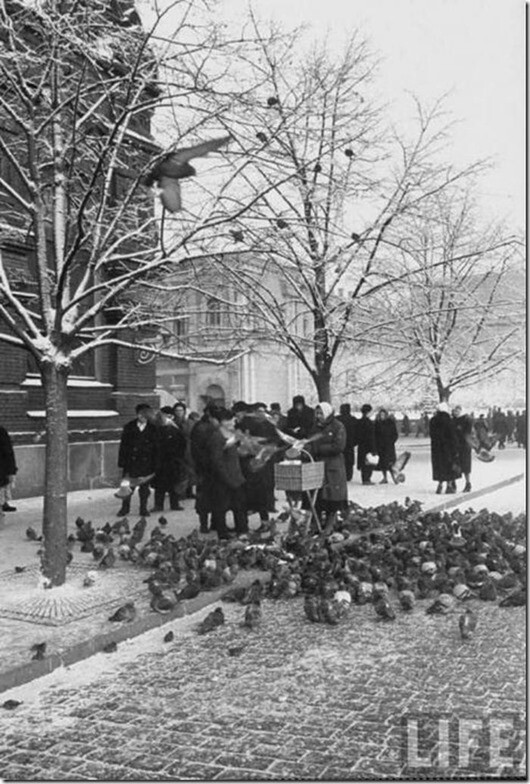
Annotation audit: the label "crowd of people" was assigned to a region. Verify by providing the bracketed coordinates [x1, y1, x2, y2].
[114, 396, 526, 538]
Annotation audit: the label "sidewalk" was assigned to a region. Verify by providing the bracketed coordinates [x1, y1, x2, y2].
[0, 443, 525, 693]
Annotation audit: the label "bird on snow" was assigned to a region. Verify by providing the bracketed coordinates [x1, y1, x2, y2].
[479, 578, 498, 602]
[163, 630, 174, 643]
[242, 601, 262, 630]
[102, 641, 118, 653]
[398, 590, 416, 611]
[426, 593, 454, 615]
[459, 608, 478, 640]
[197, 607, 225, 635]
[14, 566, 26, 573]
[242, 579, 263, 605]
[31, 642, 46, 660]
[26, 526, 42, 542]
[83, 571, 97, 588]
[303, 594, 322, 623]
[374, 595, 396, 621]
[228, 644, 246, 656]
[2, 699, 23, 710]
[108, 602, 136, 623]
[499, 588, 526, 607]
[144, 135, 231, 212]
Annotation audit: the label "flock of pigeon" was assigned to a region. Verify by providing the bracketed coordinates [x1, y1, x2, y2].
[19, 498, 526, 671]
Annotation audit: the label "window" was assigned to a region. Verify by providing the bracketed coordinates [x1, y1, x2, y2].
[206, 297, 222, 327]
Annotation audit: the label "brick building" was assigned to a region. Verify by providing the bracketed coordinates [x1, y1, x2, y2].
[0, 1, 159, 497]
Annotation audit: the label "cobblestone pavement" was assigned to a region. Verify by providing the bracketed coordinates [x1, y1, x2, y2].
[0, 592, 525, 780]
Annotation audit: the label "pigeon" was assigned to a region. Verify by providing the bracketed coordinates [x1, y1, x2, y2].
[2, 699, 22, 710]
[255, 131, 267, 143]
[266, 96, 279, 107]
[374, 595, 396, 621]
[83, 570, 97, 587]
[150, 590, 177, 614]
[426, 594, 454, 615]
[14, 566, 26, 573]
[344, 148, 354, 158]
[26, 526, 42, 541]
[98, 547, 116, 569]
[163, 630, 174, 643]
[303, 594, 321, 623]
[102, 641, 118, 653]
[158, 516, 168, 527]
[351, 232, 361, 242]
[499, 589, 526, 607]
[197, 607, 225, 634]
[313, 163, 322, 173]
[228, 644, 246, 657]
[242, 579, 263, 605]
[144, 135, 231, 213]
[31, 642, 46, 660]
[319, 597, 342, 625]
[276, 219, 288, 229]
[459, 608, 477, 640]
[398, 590, 415, 611]
[230, 229, 244, 243]
[479, 578, 498, 602]
[108, 602, 136, 622]
[242, 601, 262, 630]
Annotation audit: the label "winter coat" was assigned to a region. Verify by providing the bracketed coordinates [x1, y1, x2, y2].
[152, 421, 187, 491]
[337, 413, 357, 455]
[190, 418, 218, 478]
[237, 415, 280, 513]
[0, 426, 17, 488]
[202, 429, 246, 514]
[118, 420, 159, 478]
[429, 411, 461, 482]
[308, 417, 348, 502]
[356, 415, 377, 471]
[286, 397, 314, 439]
[374, 418, 398, 471]
[452, 414, 473, 475]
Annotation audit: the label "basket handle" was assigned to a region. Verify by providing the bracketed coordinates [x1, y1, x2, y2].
[285, 446, 315, 463]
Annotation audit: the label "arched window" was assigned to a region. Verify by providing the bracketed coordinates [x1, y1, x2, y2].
[206, 297, 222, 327]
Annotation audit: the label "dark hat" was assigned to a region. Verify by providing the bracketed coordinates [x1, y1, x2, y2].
[270, 403, 281, 412]
[252, 402, 267, 411]
[216, 407, 235, 422]
[293, 395, 305, 405]
[160, 406, 174, 415]
[361, 403, 372, 415]
[232, 401, 250, 414]
[339, 403, 351, 415]
[135, 403, 152, 414]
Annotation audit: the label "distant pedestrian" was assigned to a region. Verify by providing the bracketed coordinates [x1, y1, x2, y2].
[356, 404, 377, 485]
[515, 411, 526, 449]
[452, 405, 472, 492]
[0, 424, 17, 519]
[402, 414, 411, 437]
[286, 395, 314, 440]
[374, 409, 398, 484]
[117, 404, 159, 517]
[173, 401, 195, 496]
[337, 403, 357, 481]
[190, 404, 221, 533]
[429, 402, 461, 494]
[269, 403, 288, 431]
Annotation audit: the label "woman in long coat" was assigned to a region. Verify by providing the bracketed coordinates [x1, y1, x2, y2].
[152, 407, 187, 511]
[356, 403, 377, 485]
[306, 402, 347, 525]
[429, 402, 461, 494]
[374, 409, 398, 483]
[451, 405, 472, 492]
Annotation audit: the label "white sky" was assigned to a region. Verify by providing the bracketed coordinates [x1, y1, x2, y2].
[215, 0, 525, 229]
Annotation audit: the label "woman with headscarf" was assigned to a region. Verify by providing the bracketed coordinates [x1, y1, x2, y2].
[305, 402, 348, 528]
[374, 408, 398, 484]
[429, 402, 461, 494]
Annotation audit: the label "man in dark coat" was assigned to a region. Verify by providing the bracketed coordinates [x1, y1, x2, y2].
[374, 408, 398, 483]
[117, 404, 159, 517]
[429, 402, 461, 494]
[190, 404, 221, 533]
[152, 407, 187, 511]
[0, 425, 17, 516]
[337, 403, 357, 481]
[204, 408, 248, 539]
[452, 405, 473, 492]
[356, 403, 377, 485]
[515, 410, 526, 448]
[286, 395, 314, 439]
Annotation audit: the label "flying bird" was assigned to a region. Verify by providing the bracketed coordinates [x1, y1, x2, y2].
[144, 135, 231, 213]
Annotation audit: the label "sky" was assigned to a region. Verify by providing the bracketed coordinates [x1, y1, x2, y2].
[214, 0, 525, 229]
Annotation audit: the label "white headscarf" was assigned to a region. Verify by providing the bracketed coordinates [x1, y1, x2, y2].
[317, 402, 334, 420]
[437, 402, 450, 414]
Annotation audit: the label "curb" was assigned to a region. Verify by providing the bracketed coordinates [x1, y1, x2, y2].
[427, 472, 525, 514]
[0, 569, 268, 694]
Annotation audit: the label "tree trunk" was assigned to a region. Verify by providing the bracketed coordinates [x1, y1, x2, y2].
[41, 362, 69, 587]
[314, 365, 332, 402]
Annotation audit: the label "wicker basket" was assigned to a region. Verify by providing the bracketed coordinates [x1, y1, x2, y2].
[274, 460, 324, 491]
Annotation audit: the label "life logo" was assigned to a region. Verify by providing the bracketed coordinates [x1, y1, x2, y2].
[401, 713, 525, 774]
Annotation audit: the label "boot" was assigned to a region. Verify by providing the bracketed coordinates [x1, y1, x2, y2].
[2, 502, 16, 512]
[463, 481, 471, 492]
[445, 481, 456, 494]
[435, 483, 443, 494]
[117, 498, 131, 516]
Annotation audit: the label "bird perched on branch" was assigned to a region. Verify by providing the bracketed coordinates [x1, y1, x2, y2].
[144, 135, 231, 212]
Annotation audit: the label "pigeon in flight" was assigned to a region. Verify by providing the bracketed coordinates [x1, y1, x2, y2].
[144, 135, 231, 212]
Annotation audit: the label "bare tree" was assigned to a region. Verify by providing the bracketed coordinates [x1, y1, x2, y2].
[355, 189, 524, 403]
[0, 0, 277, 585]
[182, 24, 487, 402]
